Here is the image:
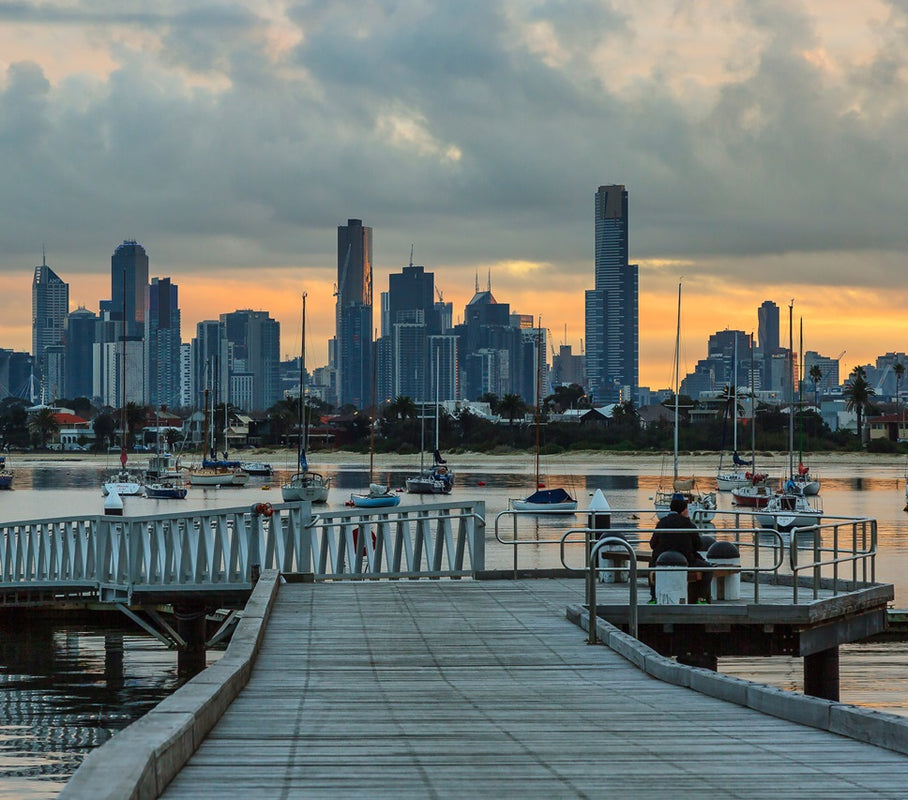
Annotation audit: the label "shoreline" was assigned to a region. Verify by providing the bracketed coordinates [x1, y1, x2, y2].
[9, 449, 907, 473]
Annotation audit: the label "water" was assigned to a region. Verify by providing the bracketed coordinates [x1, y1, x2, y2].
[1, 453, 907, 797]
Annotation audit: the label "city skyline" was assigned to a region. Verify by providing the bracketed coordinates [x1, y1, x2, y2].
[3, 2, 908, 387]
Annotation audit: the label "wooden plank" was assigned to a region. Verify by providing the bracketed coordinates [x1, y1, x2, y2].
[159, 579, 908, 799]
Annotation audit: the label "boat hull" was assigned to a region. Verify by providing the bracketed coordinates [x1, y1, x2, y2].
[189, 469, 249, 486]
[145, 484, 188, 499]
[716, 472, 751, 491]
[103, 479, 143, 496]
[351, 493, 401, 508]
[510, 499, 577, 513]
[282, 473, 330, 504]
[731, 485, 773, 508]
[405, 474, 453, 495]
[755, 493, 822, 532]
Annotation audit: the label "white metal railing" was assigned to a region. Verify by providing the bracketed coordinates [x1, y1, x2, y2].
[0, 500, 487, 600]
[303, 500, 486, 579]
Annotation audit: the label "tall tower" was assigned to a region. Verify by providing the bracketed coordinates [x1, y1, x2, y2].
[111, 240, 149, 339]
[64, 307, 97, 400]
[31, 253, 69, 398]
[758, 301, 780, 353]
[147, 277, 182, 409]
[336, 219, 373, 409]
[584, 185, 638, 403]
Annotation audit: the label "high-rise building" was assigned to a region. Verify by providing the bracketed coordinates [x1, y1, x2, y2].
[336, 219, 373, 410]
[585, 185, 638, 404]
[192, 320, 229, 410]
[110, 240, 149, 339]
[757, 301, 780, 353]
[64, 307, 97, 400]
[179, 343, 192, 408]
[31, 255, 69, 398]
[220, 310, 281, 412]
[146, 277, 182, 409]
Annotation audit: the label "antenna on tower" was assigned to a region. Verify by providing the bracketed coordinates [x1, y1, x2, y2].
[409, 244, 414, 268]
[475, 272, 479, 293]
[487, 269, 491, 292]
[42, 244, 46, 267]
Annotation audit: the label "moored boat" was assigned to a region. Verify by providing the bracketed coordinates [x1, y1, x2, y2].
[144, 480, 188, 499]
[240, 461, 273, 477]
[189, 467, 249, 487]
[511, 487, 577, 513]
[351, 483, 401, 508]
[103, 469, 143, 496]
[755, 491, 822, 532]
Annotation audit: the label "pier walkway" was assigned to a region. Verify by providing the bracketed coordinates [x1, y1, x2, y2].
[154, 578, 908, 799]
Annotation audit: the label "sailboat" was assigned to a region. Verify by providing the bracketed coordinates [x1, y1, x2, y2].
[351, 332, 400, 509]
[755, 301, 822, 532]
[511, 319, 577, 513]
[787, 316, 821, 496]
[405, 361, 454, 495]
[189, 371, 249, 487]
[716, 338, 751, 491]
[103, 272, 143, 497]
[654, 282, 717, 522]
[282, 293, 330, 504]
[732, 336, 774, 508]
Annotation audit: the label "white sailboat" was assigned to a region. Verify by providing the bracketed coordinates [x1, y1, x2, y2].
[282, 293, 330, 504]
[189, 370, 249, 487]
[103, 271, 142, 497]
[654, 282, 716, 522]
[406, 361, 454, 495]
[756, 301, 822, 532]
[716, 338, 751, 491]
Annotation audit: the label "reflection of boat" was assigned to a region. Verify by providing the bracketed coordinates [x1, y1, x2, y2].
[282, 294, 330, 504]
[144, 480, 188, 499]
[512, 318, 577, 514]
[654, 283, 716, 522]
[351, 482, 401, 508]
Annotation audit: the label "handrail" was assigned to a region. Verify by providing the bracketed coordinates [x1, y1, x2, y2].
[588, 537, 637, 643]
[789, 517, 877, 603]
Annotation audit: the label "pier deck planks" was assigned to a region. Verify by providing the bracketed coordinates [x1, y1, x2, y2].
[160, 579, 908, 799]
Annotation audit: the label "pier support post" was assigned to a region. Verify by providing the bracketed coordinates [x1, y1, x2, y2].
[804, 647, 839, 701]
[174, 603, 208, 677]
[104, 632, 124, 690]
[678, 652, 718, 671]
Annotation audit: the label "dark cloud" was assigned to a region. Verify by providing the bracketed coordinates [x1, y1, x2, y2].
[1, 0, 908, 299]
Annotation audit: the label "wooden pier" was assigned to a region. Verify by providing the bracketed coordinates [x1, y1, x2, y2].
[62, 576, 908, 799]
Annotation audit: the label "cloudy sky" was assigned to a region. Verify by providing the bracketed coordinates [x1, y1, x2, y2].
[3, 0, 908, 388]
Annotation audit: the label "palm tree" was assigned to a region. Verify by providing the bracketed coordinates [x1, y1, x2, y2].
[28, 407, 59, 449]
[498, 393, 527, 425]
[843, 366, 875, 445]
[387, 395, 418, 421]
[809, 364, 823, 409]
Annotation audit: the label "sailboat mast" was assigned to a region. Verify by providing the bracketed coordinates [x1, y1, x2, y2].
[788, 300, 795, 479]
[749, 333, 756, 462]
[732, 336, 738, 454]
[298, 293, 306, 471]
[798, 315, 804, 464]
[535, 317, 542, 486]
[673, 282, 681, 480]
[434, 356, 440, 454]
[120, 266, 128, 468]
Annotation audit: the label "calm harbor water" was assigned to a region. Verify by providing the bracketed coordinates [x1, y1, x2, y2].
[2, 453, 907, 797]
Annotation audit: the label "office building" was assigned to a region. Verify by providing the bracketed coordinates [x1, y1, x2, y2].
[31, 255, 69, 398]
[336, 219, 373, 410]
[585, 185, 638, 404]
[220, 310, 281, 412]
[64, 308, 97, 400]
[192, 320, 229, 410]
[110, 240, 149, 339]
[146, 277, 182, 409]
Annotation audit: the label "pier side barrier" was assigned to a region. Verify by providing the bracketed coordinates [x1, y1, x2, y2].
[59, 569, 281, 800]
[567, 603, 908, 757]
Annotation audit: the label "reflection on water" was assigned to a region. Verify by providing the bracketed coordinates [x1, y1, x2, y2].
[3, 456, 908, 796]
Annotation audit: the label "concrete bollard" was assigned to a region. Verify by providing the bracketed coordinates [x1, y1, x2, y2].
[589, 490, 628, 583]
[654, 550, 688, 604]
[698, 534, 716, 561]
[707, 540, 741, 601]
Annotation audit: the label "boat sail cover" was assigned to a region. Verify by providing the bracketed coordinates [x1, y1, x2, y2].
[299, 450, 308, 471]
[432, 449, 446, 465]
[523, 487, 573, 505]
[732, 451, 752, 466]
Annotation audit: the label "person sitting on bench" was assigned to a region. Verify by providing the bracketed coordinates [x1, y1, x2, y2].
[649, 497, 711, 603]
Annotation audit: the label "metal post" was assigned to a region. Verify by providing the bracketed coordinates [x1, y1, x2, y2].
[174, 602, 208, 677]
[588, 538, 637, 644]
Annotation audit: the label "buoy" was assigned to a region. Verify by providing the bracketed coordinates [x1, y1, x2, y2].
[537, 482, 546, 489]
[345, 500, 355, 507]
[477, 481, 486, 486]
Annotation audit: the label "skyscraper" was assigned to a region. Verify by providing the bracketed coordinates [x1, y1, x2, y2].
[758, 301, 780, 353]
[111, 240, 149, 339]
[31, 254, 69, 398]
[585, 185, 638, 404]
[220, 310, 281, 412]
[336, 219, 373, 410]
[146, 277, 182, 409]
[64, 307, 97, 400]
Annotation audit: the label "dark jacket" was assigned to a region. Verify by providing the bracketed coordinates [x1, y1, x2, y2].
[650, 512, 703, 565]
